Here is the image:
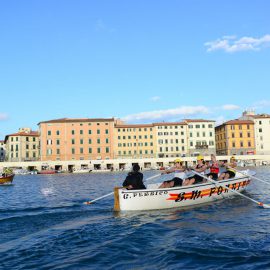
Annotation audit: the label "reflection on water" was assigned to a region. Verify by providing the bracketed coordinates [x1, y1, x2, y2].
[0, 168, 270, 269]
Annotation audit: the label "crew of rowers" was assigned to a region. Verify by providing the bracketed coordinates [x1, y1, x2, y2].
[158, 155, 237, 188]
[122, 155, 237, 190]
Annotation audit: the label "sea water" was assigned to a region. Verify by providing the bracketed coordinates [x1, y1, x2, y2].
[0, 168, 270, 270]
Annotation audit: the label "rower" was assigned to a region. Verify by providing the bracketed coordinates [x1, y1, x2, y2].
[158, 159, 186, 188]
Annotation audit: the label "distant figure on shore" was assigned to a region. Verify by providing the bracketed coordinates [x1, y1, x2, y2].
[206, 154, 220, 180]
[122, 164, 146, 190]
[159, 159, 186, 188]
[218, 156, 237, 180]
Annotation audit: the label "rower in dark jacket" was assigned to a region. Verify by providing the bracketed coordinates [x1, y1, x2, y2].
[122, 164, 146, 190]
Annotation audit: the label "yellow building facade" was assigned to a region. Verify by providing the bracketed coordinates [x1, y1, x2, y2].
[215, 120, 255, 155]
[114, 124, 156, 159]
[4, 128, 40, 162]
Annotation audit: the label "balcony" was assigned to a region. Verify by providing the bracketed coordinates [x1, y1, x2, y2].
[195, 144, 208, 149]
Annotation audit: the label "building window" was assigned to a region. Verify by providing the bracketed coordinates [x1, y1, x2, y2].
[105, 129, 109, 134]
[80, 148, 83, 154]
[72, 148, 75, 154]
[57, 149, 60, 154]
[89, 148, 92, 154]
[97, 148, 101, 153]
[106, 138, 109, 144]
[72, 130, 75, 135]
[97, 139, 100, 144]
[80, 130, 83, 135]
[47, 139, 52, 145]
[97, 130, 100, 134]
[72, 139, 75, 144]
[106, 147, 109, 153]
[56, 139, 60, 145]
[56, 130, 60, 135]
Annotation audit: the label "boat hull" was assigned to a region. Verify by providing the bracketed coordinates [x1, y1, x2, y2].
[115, 174, 252, 211]
[0, 174, 15, 185]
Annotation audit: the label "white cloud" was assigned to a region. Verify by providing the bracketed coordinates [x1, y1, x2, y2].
[205, 34, 270, 53]
[253, 100, 270, 109]
[214, 116, 228, 126]
[0, 113, 8, 121]
[150, 96, 161, 102]
[122, 106, 209, 122]
[222, 104, 240, 110]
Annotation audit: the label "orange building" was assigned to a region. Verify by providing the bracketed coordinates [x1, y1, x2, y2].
[215, 120, 255, 155]
[38, 118, 116, 161]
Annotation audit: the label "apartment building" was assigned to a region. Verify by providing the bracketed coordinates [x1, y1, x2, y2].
[215, 119, 255, 155]
[114, 124, 156, 159]
[154, 122, 188, 158]
[185, 119, 216, 156]
[38, 118, 116, 161]
[4, 128, 40, 162]
[0, 140, 6, 161]
[253, 114, 270, 155]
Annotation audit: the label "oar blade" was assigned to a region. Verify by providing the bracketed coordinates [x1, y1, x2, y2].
[259, 203, 270, 209]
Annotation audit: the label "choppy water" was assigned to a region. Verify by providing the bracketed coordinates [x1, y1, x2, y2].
[0, 168, 270, 270]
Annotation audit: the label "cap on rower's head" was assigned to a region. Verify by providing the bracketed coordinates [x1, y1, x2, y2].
[230, 156, 236, 160]
[174, 158, 182, 163]
[197, 155, 204, 161]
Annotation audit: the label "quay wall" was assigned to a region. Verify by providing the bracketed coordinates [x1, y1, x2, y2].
[1, 155, 270, 171]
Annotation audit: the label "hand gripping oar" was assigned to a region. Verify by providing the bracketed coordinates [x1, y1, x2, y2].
[192, 171, 270, 209]
[230, 167, 270, 187]
[83, 173, 161, 205]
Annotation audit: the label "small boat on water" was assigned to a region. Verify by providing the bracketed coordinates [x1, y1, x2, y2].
[0, 174, 15, 185]
[38, 170, 56, 175]
[73, 168, 92, 174]
[113, 170, 255, 211]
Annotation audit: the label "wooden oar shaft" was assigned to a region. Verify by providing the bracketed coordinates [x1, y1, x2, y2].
[84, 192, 114, 205]
[193, 171, 270, 209]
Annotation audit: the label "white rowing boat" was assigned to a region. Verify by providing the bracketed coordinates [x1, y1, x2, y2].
[113, 170, 256, 211]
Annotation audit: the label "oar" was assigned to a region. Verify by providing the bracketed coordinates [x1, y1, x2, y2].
[230, 167, 270, 187]
[83, 173, 162, 205]
[192, 171, 270, 209]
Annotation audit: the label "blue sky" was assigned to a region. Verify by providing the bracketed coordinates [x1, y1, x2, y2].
[1, 0, 270, 138]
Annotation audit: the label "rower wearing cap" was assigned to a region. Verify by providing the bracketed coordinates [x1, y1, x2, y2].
[159, 159, 186, 188]
[218, 156, 237, 180]
[183, 155, 208, 186]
